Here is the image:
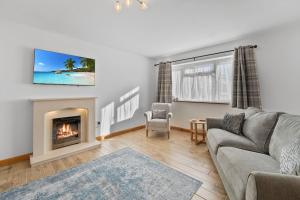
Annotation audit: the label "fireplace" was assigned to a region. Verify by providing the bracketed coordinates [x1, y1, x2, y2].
[52, 116, 81, 149]
[31, 97, 100, 166]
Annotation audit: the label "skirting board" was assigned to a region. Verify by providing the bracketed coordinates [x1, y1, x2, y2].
[0, 153, 32, 167]
[95, 125, 190, 141]
[171, 126, 191, 133]
[96, 125, 145, 141]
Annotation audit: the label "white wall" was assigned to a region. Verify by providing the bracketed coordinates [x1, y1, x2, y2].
[0, 20, 156, 160]
[157, 20, 300, 128]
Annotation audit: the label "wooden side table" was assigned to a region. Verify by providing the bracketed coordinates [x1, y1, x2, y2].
[190, 119, 207, 145]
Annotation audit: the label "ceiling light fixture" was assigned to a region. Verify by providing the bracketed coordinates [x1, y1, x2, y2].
[125, 0, 132, 7]
[138, 0, 148, 10]
[114, 0, 148, 12]
[114, 0, 122, 12]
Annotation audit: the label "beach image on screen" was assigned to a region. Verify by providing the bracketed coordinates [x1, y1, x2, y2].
[33, 49, 95, 85]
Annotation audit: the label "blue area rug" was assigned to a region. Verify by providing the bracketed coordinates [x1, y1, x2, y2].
[0, 148, 202, 200]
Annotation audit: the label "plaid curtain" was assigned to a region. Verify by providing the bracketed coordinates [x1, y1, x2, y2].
[157, 62, 172, 103]
[232, 46, 262, 109]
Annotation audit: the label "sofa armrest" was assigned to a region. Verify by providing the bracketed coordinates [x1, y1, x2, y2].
[206, 118, 223, 129]
[144, 111, 152, 121]
[246, 171, 300, 200]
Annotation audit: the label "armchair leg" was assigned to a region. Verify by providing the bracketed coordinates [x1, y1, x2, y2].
[167, 131, 170, 139]
[146, 128, 149, 137]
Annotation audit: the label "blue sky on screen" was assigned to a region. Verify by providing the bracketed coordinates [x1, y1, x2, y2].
[34, 49, 82, 72]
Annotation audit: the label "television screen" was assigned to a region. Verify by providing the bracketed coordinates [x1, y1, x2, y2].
[33, 49, 95, 86]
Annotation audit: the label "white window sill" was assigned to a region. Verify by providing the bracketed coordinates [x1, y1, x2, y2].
[173, 99, 231, 105]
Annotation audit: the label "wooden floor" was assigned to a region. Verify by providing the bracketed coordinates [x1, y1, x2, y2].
[0, 129, 227, 200]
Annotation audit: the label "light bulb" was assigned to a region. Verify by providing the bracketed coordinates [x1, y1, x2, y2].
[114, 1, 122, 12]
[125, 0, 132, 7]
[140, 1, 148, 10]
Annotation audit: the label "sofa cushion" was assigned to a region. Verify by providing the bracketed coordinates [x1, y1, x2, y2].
[222, 113, 245, 135]
[217, 147, 280, 200]
[245, 107, 262, 119]
[280, 139, 300, 175]
[243, 111, 278, 153]
[207, 128, 259, 155]
[269, 114, 300, 162]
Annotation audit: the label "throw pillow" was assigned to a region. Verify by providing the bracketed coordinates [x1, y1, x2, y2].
[222, 113, 245, 135]
[243, 112, 278, 153]
[152, 110, 167, 119]
[280, 139, 300, 176]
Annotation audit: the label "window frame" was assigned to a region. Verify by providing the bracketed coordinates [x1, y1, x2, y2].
[172, 55, 233, 104]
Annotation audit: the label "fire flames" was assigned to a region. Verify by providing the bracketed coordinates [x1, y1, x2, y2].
[57, 123, 79, 139]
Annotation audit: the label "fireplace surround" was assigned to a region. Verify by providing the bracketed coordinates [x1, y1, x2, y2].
[30, 97, 101, 166]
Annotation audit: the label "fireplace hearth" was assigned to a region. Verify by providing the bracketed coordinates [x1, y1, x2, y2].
[52, 116, 81, 149]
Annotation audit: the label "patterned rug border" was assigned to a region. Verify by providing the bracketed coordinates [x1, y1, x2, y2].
[1, 147, 202, 199]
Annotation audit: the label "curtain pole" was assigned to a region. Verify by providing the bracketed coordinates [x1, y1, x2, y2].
[154, 45, 257, 67]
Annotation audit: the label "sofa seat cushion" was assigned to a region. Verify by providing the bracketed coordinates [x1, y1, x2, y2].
[207, 128, 259, 155]
[217, 147, 280, 200]
[149, 119, 168, 129]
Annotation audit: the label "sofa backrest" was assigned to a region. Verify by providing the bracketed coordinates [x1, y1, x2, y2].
[269, 114, 300, 161]
[243, 111, 278, 153]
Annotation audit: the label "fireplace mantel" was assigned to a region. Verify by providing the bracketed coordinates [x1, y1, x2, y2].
[30, 97, 97, 102]
[30, 97, 100, 166]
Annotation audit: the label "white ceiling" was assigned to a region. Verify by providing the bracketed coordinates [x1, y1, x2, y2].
[1, 0, 300, 58]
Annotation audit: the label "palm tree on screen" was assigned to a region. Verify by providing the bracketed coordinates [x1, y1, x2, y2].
[80, 58, 95, 72]
[64, 58, 75, 71]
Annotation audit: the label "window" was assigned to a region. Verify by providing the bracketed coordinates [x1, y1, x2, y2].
[172, 55, 233, 103]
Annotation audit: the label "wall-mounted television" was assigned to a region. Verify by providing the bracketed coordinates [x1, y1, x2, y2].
[33, 49, 95, 86]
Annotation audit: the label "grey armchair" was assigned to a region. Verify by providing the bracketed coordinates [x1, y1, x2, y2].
[144, 103, 173, 139]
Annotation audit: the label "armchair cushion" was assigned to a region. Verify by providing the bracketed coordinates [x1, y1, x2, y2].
[152, 103, 171, 114]
[149, 119, 168, 129]
[152, 109, 167, 119]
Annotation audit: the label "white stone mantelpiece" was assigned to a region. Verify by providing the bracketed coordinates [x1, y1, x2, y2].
[30, 97, 100, 166]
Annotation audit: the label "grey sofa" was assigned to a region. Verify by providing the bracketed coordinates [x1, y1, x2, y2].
[207, 112, 300, 200]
